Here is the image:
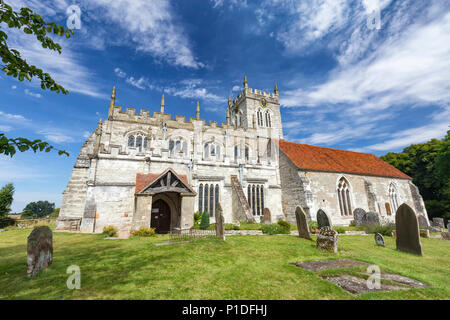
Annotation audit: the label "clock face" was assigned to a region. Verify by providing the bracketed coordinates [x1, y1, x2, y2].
[260, 98, 268, 108]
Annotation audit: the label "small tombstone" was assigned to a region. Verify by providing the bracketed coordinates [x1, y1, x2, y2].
[316, 226, 338, 253]
[317, 209, 331, 229]
[374, 233, 385, 246]
[295, 206, 311, 240]
[353, 208, 366, 227]
[395, 203, 423, 255]
[27, 226, 53, 277]
[441, 232, 450, 241]
[420, 229, 430, 238]
[447, 223, 450, 231]
[417, 216, 429, 229]
[215, 203, 225, 241]
[365, 211, 381, 225]
[432, 217, 445, 229]
[263, 208, 271, 225]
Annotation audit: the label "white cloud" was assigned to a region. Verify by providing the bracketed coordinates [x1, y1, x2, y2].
[164, 80, 225, 105]
[11, 85, 17, 90]
[0, 110, 28, 121]
[83, 131, 91, 139]
[114, 68, 127, 78]
[24, 89, 42, 98]
[11, 191, 62, 213]
[232, 85, 241, 92]
[0, 125, 13, 132]
[126, 77, 149, 90]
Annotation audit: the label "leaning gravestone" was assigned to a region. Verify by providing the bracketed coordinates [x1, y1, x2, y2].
[215, 203, 225, 241]
[295, 206, 311, 240]
[263, 208, 271, 225]
[441, 232, 450, 241]
[365, 211, 381, 225]
[353, 208, 366, 227]
[316, 226, 338, 253]
[432, 217, 445, 229]
[27, 226, 53, 277]
[317, 209, 331, 229]
[417, 215, 429, 229]
[374, 233, 385, 247]
[395, 203, 423, 255]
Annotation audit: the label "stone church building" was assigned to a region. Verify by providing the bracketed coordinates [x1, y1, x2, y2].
[56, 77, 428, 236]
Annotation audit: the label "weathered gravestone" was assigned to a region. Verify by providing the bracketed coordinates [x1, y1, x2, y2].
[441, 232, 450, 241]
[317, 209, 331, 229]
[420, 229, 430, 238]
[374, 233, 385, 247]
[395, 203, 423, 255]
[295, 206, 311, 240]
[27, 226, 53, 277]
[215, 203, 225, 241]
[316, 226, 338, 253]
[417, 215, 429, 229]
[263, 208, 271, 225]
[366, 211, 381, 225]
[432, 217, 445, 229]
[353, 208, 366, 227]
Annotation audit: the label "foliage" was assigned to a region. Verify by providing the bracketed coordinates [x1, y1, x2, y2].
[131, 227, 156, 237]
[21, 200, 55, 219]
[102, 226, 118, 237]
[0, 183, 14, 218]
[49, 208, 60, 218]
[225, 223, 240, 230]
[193, 211, 202, 226]
[199, 211, 210, 230]
[308, 220, 318, 232]
[381, 130, 450, 220]
[260, 223, 290, 235]
[0, 217, 15, 228]
[277, 219, 291, 229]
[0, 2, 72, 157]
[334, 227, 346, 234]
[349, 220, 356, 227]
[363, 224, 395, 237]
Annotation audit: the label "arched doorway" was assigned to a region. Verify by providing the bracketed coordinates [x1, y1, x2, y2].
[151, 199, 171, 234]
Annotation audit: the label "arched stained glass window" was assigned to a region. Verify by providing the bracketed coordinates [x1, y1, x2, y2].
[209, 184, 214, 217]
[143, 137, 148, 149]
[337, 177, 352, 216]
[169, 139, 174, 155]
[136, 136, 143, 152]
[128, 135, 135, 147]
[198, 184, 203, 214]
[215, 184, 219, 212]
[204, 184, 209, 215]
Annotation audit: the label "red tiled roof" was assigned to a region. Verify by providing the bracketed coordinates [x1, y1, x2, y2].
[278, 139, 411, 179]
[135, 170, 190, 193]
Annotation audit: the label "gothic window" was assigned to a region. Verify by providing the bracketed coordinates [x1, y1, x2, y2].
[136, 136, 143, 152]
[216, 145, 220, 158]
[210, 144, 215, 156]
[247, 184, 265, 216]
[209, 184, 214, 217]
[385, 202, 392, 216]
[389, 184, 400, 213]
[128, 135, 135, 147]
[182, 141, 187, 154]
[168, 137, 187, 157]
[204, 184, 209, 214]
[234, 146, 239, 160]
[175, 140, 181, 152]
[215, 185, 219, 208]
[257, 109, 264, 126]
[169, 139, 174, 155]
[204, 142, 221, 159]
[265, 111, 272, 128]
[245, 147, 249, 161]
[337, 177, 352, 216]
[143, 137, 148, 149]
[198, 184, 203, 214]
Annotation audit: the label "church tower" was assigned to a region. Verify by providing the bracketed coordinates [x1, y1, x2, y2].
[229, 76, 283, 140]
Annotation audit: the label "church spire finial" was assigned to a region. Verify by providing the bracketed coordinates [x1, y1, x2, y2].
[274, 83, 279, 96]
[228, 96, 232, 108]
[196, 101, 200, 120]
[110, 86, 116, 107]
[226, 106, 230, 124]
[160, 94, 165, 113]
[243, 75, 248, 88]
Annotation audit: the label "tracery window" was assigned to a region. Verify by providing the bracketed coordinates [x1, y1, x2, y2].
[247, 184, 265, 216]
[257, 109, 264, 126]
[128, 135, 135, 147]
[337, 177, 352, 216]
[204, 142, 221, 159]
[198, 183, 220, 217]
[127, 133, 149, 151]
[245, 147, 249, 161]
[169, 137, 187, 157]
[265, 111, 272, 128]
[389, 184, 400, 213]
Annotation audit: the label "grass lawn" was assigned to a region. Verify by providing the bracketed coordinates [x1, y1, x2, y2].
[0, 227, 449, 300]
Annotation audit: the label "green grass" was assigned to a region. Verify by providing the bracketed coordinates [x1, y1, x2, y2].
[0, 226, 449, 300]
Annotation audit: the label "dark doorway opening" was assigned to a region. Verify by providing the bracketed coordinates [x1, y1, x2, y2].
[151, 199, 171, 234]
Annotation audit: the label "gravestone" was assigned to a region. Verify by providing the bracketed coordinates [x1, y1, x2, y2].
[317, 209, 331, 229]
[353, 208, 366, 227]
[365, 211, 381, 225]
[316, 226, 338, 253]
[374, 233, 385, 246]
[263, 208, 271, 225]
[27, 226, 53, 277]
[395, 203, 423, 255]
[215, 203, 225, 241]
[432, 217, 445, 229]
[441, 232, 450, 241]
[295, 206, 311, 240]
[417, 215, 429, 229]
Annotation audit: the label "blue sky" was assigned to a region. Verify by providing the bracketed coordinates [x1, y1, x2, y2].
[1, 0, 449, 212]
